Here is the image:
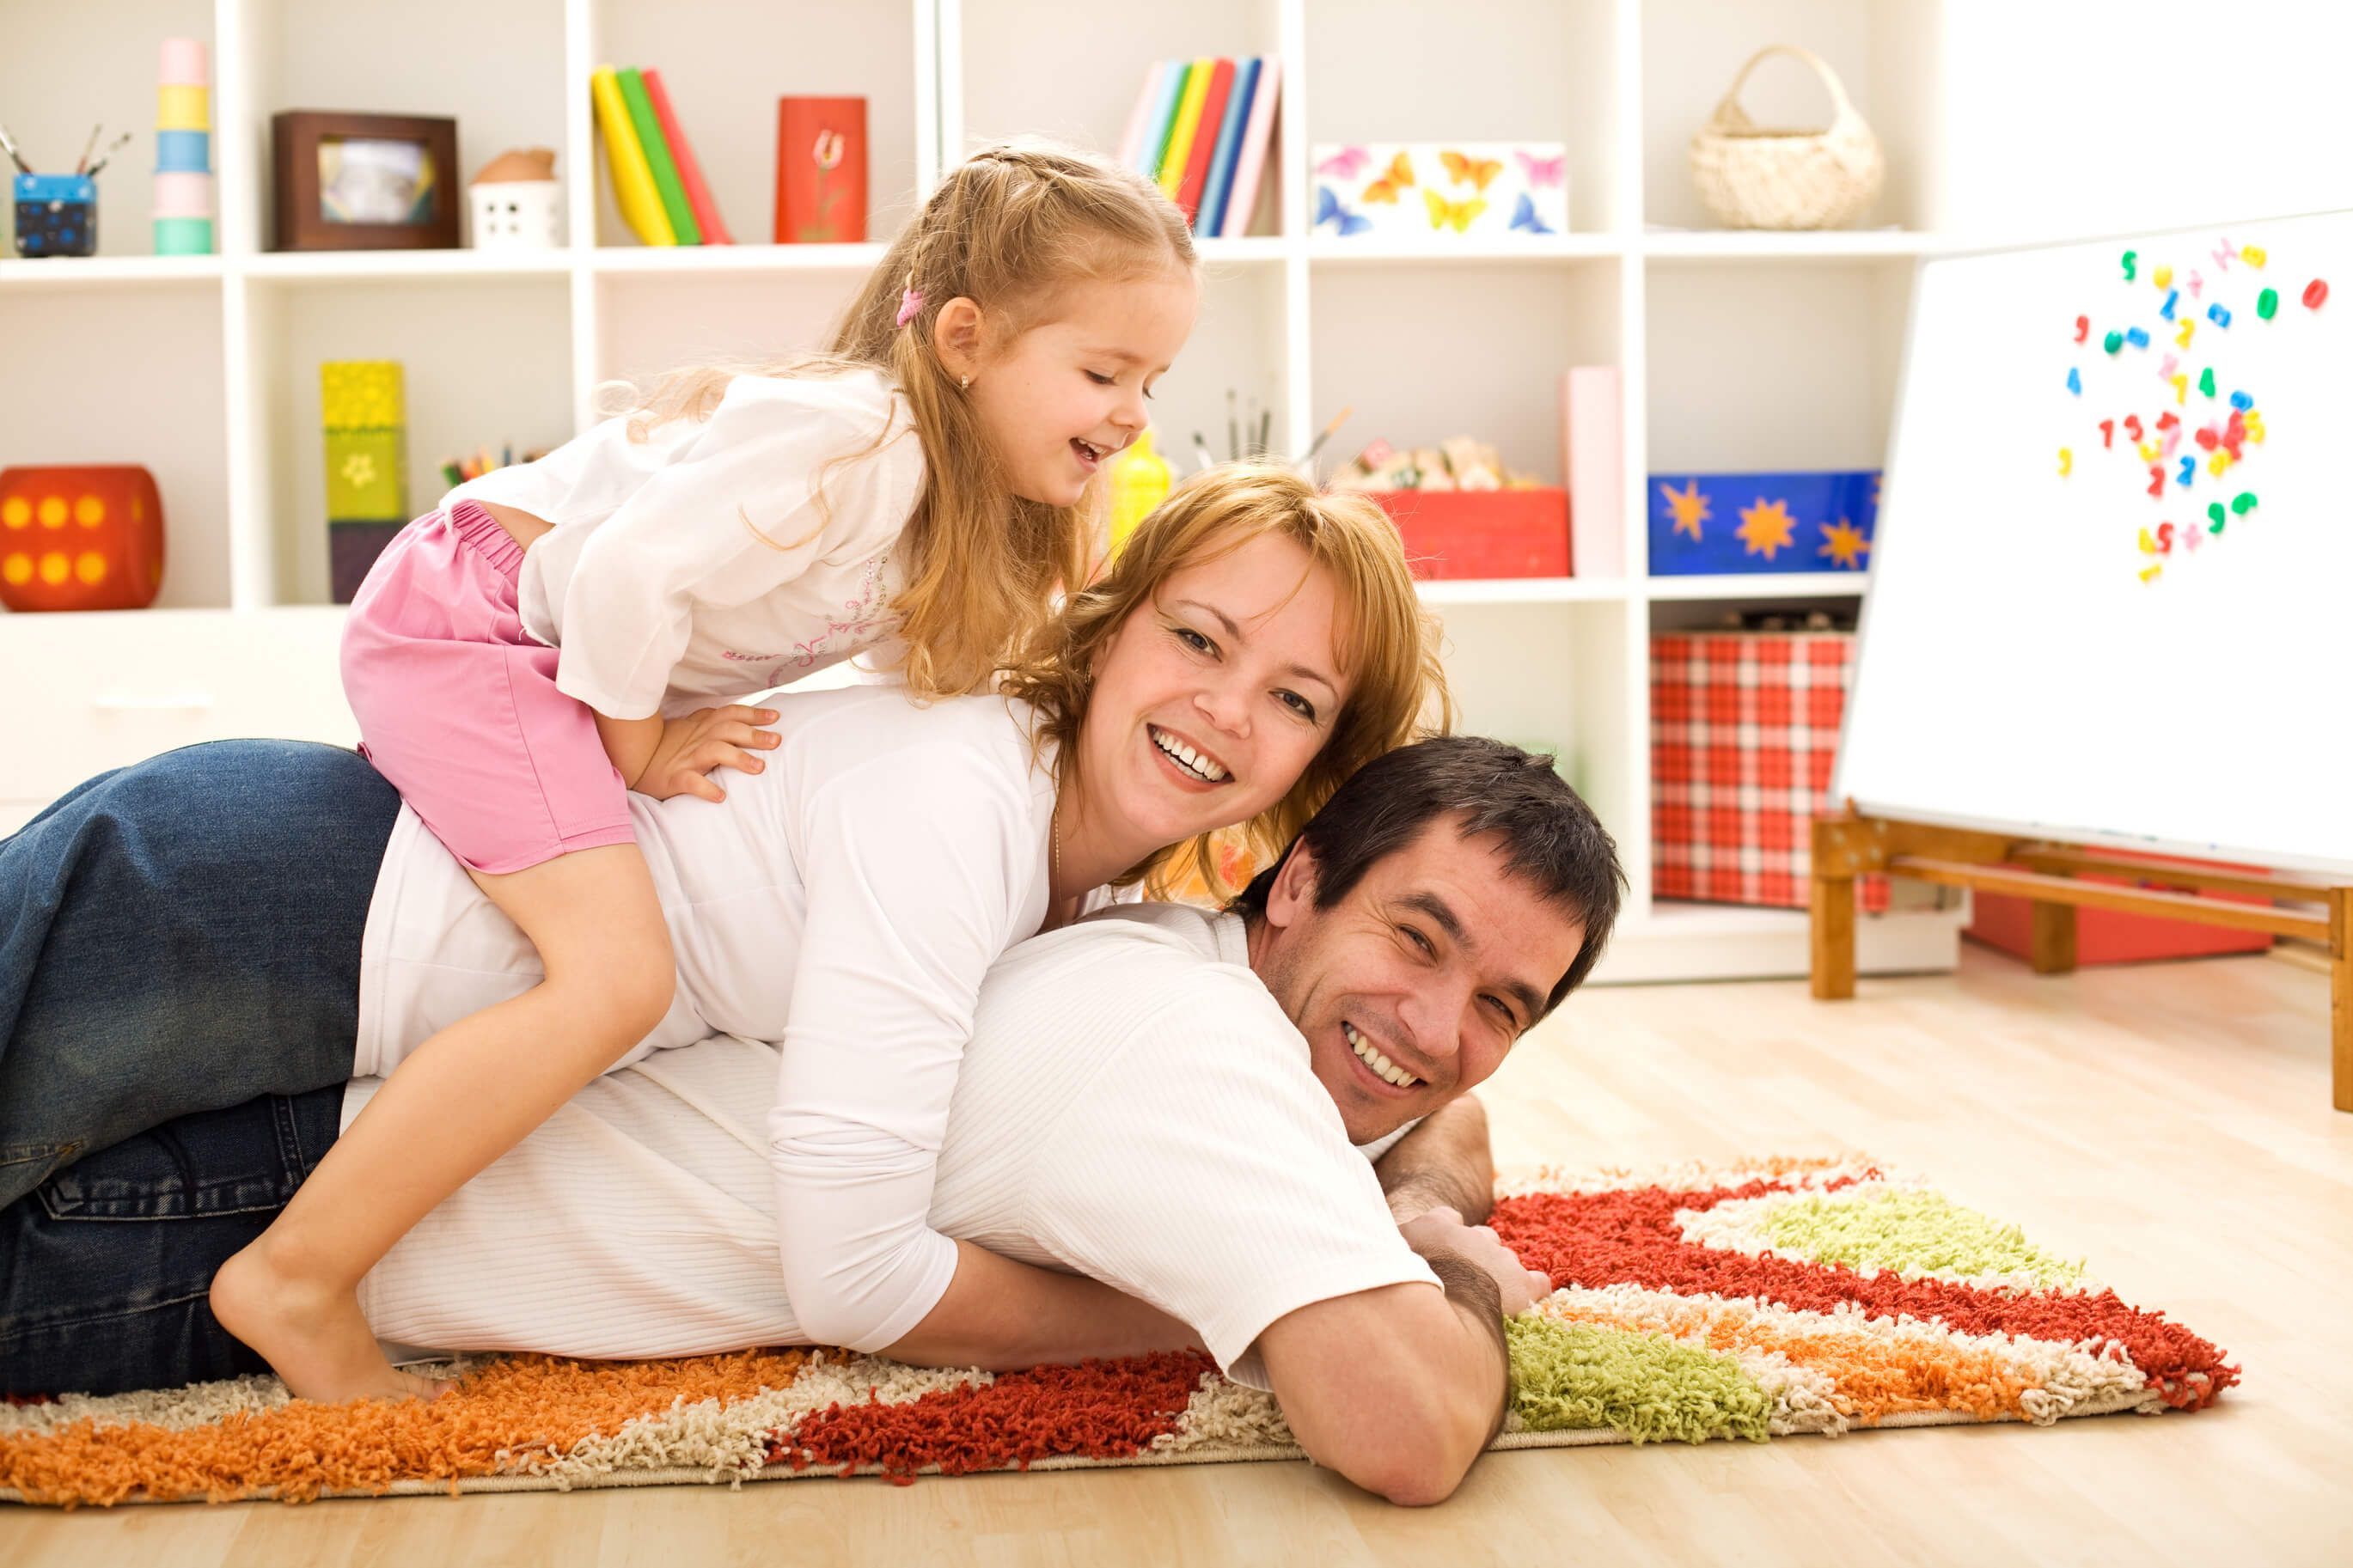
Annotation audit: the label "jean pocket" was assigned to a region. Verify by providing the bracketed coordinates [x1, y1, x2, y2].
[38, 1099, 309, 1223]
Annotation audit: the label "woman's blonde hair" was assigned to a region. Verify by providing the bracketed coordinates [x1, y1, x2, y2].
[1002, 462, 1452, 900]
[627, 141, 1197, 698]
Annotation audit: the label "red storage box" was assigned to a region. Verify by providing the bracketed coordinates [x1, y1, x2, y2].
[1651, 631, 1888, 911]
[1373, 488, 1569, 580]
[1967, 857, 2273, 965]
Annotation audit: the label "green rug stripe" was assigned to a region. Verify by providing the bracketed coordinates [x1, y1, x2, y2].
[1756, 1190, 2084, 1285]
[1506, 1318, 1772, 1444]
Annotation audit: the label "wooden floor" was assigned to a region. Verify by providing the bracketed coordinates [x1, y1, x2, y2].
[11, 946, 2350, 1567]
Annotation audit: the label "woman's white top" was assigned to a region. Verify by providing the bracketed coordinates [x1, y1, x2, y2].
[356, 684, 1101, 1351]
[450, 367, 926, 720]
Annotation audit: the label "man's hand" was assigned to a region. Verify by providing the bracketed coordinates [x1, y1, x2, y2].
[1375, 1095, 1496, 1226]
[1400, 1205, 1552, 1316]
[628, 705, 779, 802]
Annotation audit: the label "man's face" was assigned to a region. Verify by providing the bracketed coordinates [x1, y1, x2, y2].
[1247, 817, 1588, 1144]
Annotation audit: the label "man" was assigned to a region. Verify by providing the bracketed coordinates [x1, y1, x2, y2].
[0, 738, 1620, 1505]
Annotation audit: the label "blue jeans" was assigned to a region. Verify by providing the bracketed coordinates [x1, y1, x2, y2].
[0, 1086, 342, 1396]
[0, 740, 394, 1209]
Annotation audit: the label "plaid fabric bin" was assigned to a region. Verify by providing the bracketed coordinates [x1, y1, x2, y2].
[1652, 631, 1888, 911]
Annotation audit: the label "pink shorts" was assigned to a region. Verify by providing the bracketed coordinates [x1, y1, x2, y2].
[341, 498, 637, 876]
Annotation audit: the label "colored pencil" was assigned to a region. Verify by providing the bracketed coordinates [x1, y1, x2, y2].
[1196, 57, 1259, 237]
[1157, 57, 1214, 197]
[590, 65, 674, 245]
[618, 67, 700, 245]
[1174, 58, 1234, 223]
[1219, 57, 1281, 239]
[642, 68, 731, 244]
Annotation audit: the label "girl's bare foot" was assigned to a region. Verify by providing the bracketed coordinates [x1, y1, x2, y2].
[210, 1242, 447, 1404]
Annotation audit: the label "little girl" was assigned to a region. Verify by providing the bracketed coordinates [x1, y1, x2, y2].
[209, 142, 1202, 1401]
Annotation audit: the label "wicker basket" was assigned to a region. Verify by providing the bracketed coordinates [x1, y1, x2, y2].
[1688, 46, 1884, 230]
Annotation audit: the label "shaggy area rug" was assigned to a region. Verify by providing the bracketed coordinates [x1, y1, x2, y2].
[0, 1156, 2237, 1507]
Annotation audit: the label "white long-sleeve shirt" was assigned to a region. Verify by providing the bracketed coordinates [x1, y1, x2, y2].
[355, 906, 1439, 1387]
[450, 367, 925, 719]
[356, 684, 1100, 1350]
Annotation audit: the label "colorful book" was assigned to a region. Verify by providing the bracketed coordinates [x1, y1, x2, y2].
[1157, 57, 1215, 196]
[1138, 60, 1189, 179]
[1219, 56, 1280, 238]
[642, 68, 730, 244]
[617, 66, 700, 245]
[590, 65, 675, 245]
[1117, 61, 1168, 172]
[1174, 58, 1234, 223]
[1563, 367, 1623, 577]
[1196, 57, 1260, 237]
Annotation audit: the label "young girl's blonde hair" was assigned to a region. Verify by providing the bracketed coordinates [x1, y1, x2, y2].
[630, 141, 1197, 699]
[1002, 462, 1452, 900]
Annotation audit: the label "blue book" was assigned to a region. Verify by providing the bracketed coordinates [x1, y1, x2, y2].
[1137, 60, 1190, 178]
[1195, 57, 1259, 236]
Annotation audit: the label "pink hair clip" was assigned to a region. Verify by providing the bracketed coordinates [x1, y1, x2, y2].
[895, 287, 924, 327]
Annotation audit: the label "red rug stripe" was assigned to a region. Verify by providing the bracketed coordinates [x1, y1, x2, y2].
[772, 1352, 1213, 1483]
[1490, 1180, 2240, 1409]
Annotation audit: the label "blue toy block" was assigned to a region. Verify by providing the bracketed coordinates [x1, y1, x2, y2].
[156, 129, 211, 173]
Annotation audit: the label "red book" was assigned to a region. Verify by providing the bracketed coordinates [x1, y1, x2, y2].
[774, 96, 867, 243]
[1174, 59, 1234, 223]
[643, 68, 731, 244]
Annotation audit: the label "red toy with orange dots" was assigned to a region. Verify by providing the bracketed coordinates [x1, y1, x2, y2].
[0, 465, 165, 611]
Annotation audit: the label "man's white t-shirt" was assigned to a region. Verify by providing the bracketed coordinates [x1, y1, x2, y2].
[450, 368, 924, 719]
[355, 683, 1100, 1351]
[352, 905, 1439, 1388]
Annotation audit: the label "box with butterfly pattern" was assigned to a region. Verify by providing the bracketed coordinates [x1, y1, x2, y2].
[1311, 143, 1567, 240]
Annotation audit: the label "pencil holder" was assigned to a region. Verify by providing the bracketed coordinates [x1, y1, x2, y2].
[12, 174, 97, 258]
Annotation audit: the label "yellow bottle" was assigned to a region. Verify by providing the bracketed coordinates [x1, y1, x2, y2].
[1106, 430, 1171, 559]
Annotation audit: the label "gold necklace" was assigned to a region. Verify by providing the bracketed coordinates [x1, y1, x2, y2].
[1050, 800, 1064, 885]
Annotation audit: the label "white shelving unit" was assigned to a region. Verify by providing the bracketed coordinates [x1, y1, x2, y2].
[0, 0, 1966, 982]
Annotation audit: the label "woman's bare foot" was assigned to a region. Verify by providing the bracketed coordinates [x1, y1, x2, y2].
[210, 1242, 446, 1404]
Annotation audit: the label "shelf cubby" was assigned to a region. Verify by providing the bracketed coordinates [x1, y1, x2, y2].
[1304, 0, 1624, 235]
[238, 0, 572, 255]
[590, 0, 925, 252]
[1639, 0, 1944, 236]
[1644, 257, 1911, 476]
[1311, 257, 1620, 485]
[0, 0, 217, 260]
[251, 274, 572, 604]
[0, 279, 231, 608]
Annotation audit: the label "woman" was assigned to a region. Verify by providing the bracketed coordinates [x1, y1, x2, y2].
[0, 463, 1446, 1399]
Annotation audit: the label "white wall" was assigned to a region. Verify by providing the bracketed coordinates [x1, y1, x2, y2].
[1938, 0, 2353, 239]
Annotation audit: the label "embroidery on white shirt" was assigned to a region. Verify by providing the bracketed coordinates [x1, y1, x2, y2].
[718, 552, 898, 686]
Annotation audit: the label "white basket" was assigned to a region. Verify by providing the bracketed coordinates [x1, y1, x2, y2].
[1688, 46, 1885, 231]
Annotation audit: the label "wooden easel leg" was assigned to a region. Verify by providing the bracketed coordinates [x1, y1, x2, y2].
[2330, 888, 2350, 1114]
[2029, 900, 2078, 975]
[1812, 875, 1856, 1000]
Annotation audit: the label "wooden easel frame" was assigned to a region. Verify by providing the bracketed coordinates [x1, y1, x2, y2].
[1809, 812, 2352, 1112]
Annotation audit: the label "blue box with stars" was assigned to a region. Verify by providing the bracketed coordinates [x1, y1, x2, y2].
[1647, 470, 1880, 576]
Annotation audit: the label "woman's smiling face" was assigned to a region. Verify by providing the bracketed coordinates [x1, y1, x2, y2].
[1076, 533, 1354, 853]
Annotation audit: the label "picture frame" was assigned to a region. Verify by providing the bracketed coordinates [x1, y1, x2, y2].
[271, 111, 460, 251]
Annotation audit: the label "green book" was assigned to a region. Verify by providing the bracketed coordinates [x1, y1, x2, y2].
[617, 67, 700, 245]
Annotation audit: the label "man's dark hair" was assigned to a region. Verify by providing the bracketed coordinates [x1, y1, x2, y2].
[1231, 736, 1625, 1013]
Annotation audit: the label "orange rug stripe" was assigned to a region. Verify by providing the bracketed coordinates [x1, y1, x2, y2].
[0, 1350, 812, 1507]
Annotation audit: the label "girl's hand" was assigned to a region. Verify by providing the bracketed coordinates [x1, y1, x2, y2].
[633, 705, 780, 802]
